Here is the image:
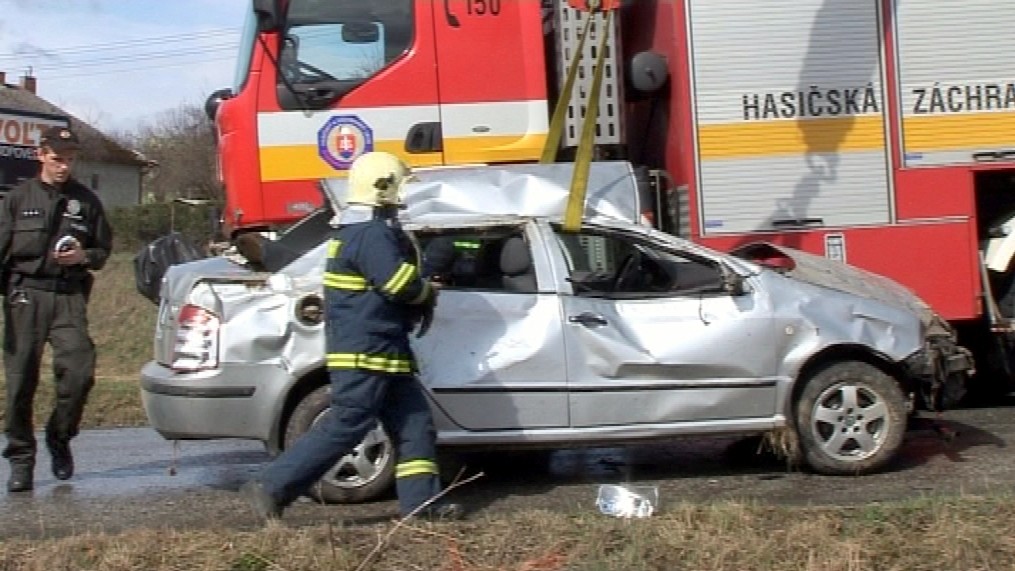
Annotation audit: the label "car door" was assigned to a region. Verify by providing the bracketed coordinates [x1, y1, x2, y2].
[547, 222, 781, 428]
[411, 222, 569, 431]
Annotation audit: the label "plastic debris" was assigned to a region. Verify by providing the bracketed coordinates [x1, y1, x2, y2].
[596, 484, 658, 518]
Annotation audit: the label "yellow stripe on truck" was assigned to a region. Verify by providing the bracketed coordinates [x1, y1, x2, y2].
[443, 133, 547, 164]
[697, 116, 886, 160]
[902, 111, 1015, 152]
[259, 135, 546, 183]
[259, 141, 442, 182]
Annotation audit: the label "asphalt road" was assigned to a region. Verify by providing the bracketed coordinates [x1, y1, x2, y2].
[1, 400, 1013, 539]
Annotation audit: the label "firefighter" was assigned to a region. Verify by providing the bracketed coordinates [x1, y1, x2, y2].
[240, 151, 462, 521]
[421, 236, 459, 286]
[0, 126, 113, 493]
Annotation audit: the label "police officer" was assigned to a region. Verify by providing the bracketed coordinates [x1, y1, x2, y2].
[240, 151, 462, 521]
[0, 126, 113, 492]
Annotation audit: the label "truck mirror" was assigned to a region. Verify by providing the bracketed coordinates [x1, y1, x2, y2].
[204, 88, 233, 122]
[628, 51, 669, 94]
[342, 22, 380, 44]
[282, 34, 299, 56]
[253, 0, 280, 32]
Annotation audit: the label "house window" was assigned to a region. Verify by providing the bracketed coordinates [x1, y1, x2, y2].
[91, 174, 100, 190]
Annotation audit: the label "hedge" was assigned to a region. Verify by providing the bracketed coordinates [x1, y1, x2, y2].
[108, 202, 224, 254]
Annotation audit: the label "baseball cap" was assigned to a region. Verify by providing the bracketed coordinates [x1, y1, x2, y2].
[39, 126, 81, 153]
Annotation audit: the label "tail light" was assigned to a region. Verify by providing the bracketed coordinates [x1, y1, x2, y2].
[172, 304, 220, 371]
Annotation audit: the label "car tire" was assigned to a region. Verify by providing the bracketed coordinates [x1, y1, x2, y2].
[284, 386, 396, 504]
[795, 361, 907, 475]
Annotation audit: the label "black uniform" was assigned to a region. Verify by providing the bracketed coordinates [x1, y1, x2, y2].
[0, 176, 113, 472]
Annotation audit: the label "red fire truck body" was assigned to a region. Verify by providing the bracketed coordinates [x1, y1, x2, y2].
[211, 0, 1015, 339]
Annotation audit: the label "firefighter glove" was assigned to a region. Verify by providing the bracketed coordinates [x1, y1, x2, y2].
[413, 282, 439, 338]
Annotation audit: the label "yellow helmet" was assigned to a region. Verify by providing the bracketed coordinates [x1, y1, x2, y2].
[346, 151, 416, 207]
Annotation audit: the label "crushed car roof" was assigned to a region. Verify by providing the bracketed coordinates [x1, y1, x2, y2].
[320, 161, 646, 225]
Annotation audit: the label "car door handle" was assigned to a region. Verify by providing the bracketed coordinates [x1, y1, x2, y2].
[568, 312, 608, 327]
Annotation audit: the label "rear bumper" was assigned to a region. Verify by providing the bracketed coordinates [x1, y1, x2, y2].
[140, 360, 289, 442]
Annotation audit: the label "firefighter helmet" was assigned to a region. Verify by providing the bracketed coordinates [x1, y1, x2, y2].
[346, 151, 416, 207]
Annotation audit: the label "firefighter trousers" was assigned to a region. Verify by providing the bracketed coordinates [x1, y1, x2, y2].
[2, 288, 96, 466]
[259, 369, 442, 516]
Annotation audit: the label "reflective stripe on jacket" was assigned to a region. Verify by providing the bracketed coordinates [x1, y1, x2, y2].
[323, 219, 430, 371]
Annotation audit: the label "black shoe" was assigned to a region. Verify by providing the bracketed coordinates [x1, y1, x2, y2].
[7, 464, 33, 493]
[418, 502, 465, 522]
[47, 439, 73, 481]
[240, 480, 283, 521]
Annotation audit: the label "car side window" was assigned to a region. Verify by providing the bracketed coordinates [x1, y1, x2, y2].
[553, 228, 727, 298]
[415, 227, 535, 293]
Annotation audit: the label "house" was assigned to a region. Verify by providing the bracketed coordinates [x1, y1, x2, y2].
[0, 72, 147, 208]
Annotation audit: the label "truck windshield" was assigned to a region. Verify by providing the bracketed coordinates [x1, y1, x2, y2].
[232, 5, 259, 93]
[280, 0, 412, 86]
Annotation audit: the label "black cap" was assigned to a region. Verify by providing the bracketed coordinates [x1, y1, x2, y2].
[39, 126, 81, 153]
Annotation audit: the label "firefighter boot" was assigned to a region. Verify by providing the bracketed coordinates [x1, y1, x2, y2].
[240, 480, 283, 522]
[419, 502, 465, 522]
[7, 463, 33, 493]
[47, 436, 74, 481]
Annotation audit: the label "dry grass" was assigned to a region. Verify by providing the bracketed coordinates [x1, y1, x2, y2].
[1, 496, 1014, 570]
[0, 252, 154, 429]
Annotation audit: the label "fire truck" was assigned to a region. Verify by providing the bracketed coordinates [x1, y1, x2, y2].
[206, 0, 1015, 387]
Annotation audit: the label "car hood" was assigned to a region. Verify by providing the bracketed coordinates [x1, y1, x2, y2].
[731, 242, 940, 328]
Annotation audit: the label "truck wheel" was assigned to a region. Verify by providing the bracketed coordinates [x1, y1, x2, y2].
[795, 361, 907, 475]
[284, 386, 395, 504]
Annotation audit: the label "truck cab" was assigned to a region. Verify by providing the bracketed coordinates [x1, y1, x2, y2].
[210, 0, 552, 233]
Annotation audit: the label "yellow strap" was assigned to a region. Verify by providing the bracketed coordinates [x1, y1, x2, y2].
[396, 459, 439, 479]
[564, 10, 613, 232]
[540, 14, 594, 164]
[323, 272, 368, 291]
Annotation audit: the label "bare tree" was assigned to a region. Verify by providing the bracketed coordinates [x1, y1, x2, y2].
[121, 104, 220, 203]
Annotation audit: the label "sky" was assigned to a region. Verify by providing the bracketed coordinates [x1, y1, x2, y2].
[0, 0, 248, 134]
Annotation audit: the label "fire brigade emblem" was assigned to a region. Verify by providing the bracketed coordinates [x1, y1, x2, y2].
[317, 115, 374, 170]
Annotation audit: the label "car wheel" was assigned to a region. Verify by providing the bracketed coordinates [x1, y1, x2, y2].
[284, 386, 395, 504]
[795, 361, 907, 475]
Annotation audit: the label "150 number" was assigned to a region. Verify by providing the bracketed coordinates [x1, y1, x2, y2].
[466, 0, 501, 15]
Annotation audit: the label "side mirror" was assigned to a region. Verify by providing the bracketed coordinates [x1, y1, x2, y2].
[253, 0, 280, 32]
[204, 88, 233, 122]
[342, 21, 380, 44]
[721, 265, 747, 296]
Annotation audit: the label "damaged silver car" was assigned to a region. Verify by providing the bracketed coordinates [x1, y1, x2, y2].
[140, 162, 974, 504]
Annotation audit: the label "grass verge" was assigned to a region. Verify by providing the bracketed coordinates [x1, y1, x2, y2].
[1, 496, 1014, 570]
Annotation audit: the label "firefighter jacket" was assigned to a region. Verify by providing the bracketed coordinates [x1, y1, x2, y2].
[323, 218, 432, 374]
[0, 177, 113, 287]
